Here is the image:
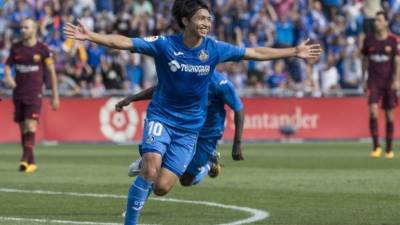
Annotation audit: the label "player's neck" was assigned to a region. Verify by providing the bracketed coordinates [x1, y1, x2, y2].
[375, 30, 388, 40]
[23, 38, 37, 47]
[182, 31, 203, 49]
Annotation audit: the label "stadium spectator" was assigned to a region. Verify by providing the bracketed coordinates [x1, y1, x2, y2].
[0, 0, 399, 97]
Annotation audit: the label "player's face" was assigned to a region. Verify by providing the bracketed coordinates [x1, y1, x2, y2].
[188, 9, 212, 37]
[21, 20, 36, 40]
[374, 15, 388, 33]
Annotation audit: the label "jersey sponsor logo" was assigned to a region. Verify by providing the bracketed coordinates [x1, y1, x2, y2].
[168, 60, 210, 76]
[15, 64, 39, 73]
[144, 36, 159, 42]
[198, 49, 209, 62]
[173, 51, 184, 56]
[33, 54, 41, 62]
[369, 54, 390, 62]
[99, 98, 139, 143]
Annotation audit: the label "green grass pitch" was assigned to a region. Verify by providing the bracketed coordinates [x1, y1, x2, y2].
[1, 142, 400, 225]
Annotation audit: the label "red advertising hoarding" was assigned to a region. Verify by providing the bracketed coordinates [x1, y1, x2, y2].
[0, 97, 397, 143]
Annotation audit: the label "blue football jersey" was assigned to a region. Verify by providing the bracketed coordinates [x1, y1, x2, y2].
[199, 71, 243, 139]
[132, 34, 245, 131]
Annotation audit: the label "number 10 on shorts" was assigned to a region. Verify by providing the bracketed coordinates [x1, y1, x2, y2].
[148, 121, 163, 136]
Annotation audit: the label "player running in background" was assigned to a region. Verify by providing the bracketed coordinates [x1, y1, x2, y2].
[64, 0, 321, 224]
[116, 71, 244, 185]
[4, 18, 59, 172]
[362, 11, 400, 159]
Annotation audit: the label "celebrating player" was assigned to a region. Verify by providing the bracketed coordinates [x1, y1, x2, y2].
[4, 18, 59, 173]
[64, 0, 321, 224]
[117, 71, 244, 185]
[362, 11, 400, 159]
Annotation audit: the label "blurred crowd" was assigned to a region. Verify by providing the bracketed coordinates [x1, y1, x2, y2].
[0, 0, 400, 97]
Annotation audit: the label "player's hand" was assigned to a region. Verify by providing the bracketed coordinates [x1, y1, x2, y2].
[9, 82, 16, 89]
[295, 38, 322, 60]
[362, 81, 369, 94]
[392, 80, 400, 91]
[232, 143, 244, 161]
[51, 97, 60, 110]
[63, 19, 90, 41]
[115, 99, 129, 112]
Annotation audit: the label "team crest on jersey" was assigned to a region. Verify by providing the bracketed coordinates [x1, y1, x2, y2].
[144, 36, 159, 42]
[385, 46, 392, 53]
[33, 54, 41, 62]
[198, 50, 208, 62]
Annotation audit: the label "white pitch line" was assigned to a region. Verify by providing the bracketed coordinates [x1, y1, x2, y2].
[0, 216, 158, 225]
[0, 188, 269, 225]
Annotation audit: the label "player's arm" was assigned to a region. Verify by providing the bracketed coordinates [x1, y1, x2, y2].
[393, 55, 400, 91]
[63, 20, 133, 50]
[4, 65, 16, 89]
[4, 46, 16, 89]
[243, 39, 322, 61]
[232, 109, 244, 161]
[45, 57, 60, 110]
[361, 55, 369, 91]
[220, 79, 245, 160]
[115, 86, 155, 112]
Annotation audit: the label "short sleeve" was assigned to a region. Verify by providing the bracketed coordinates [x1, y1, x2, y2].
[218, 78, 243, 111]
[215, 40, 245, 63]
[131, 35, 164, 57]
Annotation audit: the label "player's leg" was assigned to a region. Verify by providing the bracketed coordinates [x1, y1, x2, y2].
[156, 128, 198, 194]
[180, 144, 211, 186]
[384, 109, 394, 158]
[368, 89, 382, 157]
[124, 120, 169, 225]
[13, 99, 28, 171]
[382, 89, 398, 159]
[18, 122, 29, 171]
[23, 99, 42, 172]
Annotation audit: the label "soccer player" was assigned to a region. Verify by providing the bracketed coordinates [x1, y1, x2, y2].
[116, 71, 244, 186]
[362, 11, 400, 159]
[4, 18, 59, 172]
[64, 1, 321, 224]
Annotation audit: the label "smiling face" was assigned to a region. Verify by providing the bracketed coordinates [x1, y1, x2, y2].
[183, 8, 212, 38]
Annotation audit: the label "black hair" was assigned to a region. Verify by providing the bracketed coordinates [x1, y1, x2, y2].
[376, 11, 389, 21]
[172, 0, 210, 29]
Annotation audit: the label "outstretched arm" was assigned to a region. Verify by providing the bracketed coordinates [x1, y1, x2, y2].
[243, 39, 322, 61]
[64, 20, 133, 50]
[232, 109, 244, 161]
[115, 86, 155, 112]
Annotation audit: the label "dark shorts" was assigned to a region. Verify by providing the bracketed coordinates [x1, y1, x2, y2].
[368, 88, 398, 110]
[13, 98, 42, 122]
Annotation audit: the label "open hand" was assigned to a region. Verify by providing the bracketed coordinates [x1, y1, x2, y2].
[63, 19, 90, 41]
[295, 38, 322, 60]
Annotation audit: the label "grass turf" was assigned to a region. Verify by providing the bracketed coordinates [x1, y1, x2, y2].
[0, 142, 399, 225]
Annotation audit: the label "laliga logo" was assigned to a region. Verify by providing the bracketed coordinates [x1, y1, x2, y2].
[100, 98, 138, 142]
